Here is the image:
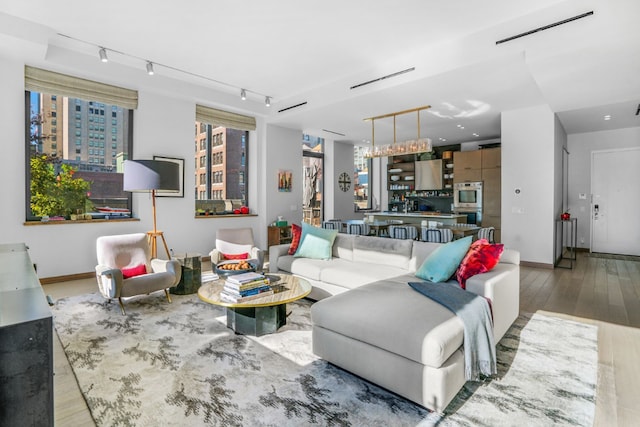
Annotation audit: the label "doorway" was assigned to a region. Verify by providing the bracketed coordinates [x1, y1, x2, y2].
[591, 147, 640, 256]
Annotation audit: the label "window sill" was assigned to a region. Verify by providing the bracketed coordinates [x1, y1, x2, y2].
[23, 218, 140, 226]
[194, 213, 258, 219]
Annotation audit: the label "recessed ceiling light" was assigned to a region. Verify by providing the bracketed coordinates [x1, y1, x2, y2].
[439, 137, 447, 142]
[473, 133, 479, 137]
[604, 115, 611, 120]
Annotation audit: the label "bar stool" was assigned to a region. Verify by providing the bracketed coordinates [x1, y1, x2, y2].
[477, 227, 495, 243]
[388, 225, 418, 240]
[422, 227, 454, 243]
[322, 220, 343, 231]
[346, 222, 371, 236]
[421, 228, 441, 243]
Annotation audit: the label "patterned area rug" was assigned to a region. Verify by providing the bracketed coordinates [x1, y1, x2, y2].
[52, 292, 597, 426]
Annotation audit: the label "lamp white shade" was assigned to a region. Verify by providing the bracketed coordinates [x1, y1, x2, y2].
[123, 160, 179, 192]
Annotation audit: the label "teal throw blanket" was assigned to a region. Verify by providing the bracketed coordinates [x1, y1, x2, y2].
[408, 281, 497, 381]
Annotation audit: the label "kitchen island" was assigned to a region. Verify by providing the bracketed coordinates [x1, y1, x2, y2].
[364, 212, 467, 226]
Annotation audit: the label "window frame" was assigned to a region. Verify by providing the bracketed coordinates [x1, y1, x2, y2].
[24, 91, 134, 223]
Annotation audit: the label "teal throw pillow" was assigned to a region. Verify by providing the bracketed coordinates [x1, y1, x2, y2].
[294, 222, 338, 260]
[415, 236, 473, 282]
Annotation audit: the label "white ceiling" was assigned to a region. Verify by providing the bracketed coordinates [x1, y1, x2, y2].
[1, 0, 639, 146]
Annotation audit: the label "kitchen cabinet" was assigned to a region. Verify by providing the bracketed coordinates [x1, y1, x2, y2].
[481, 147, 501, 241]
[481, 167, 501, 216]
[453, 147, 502, 241]
[268, 225, 292, 248]
[481, 147, 501, 169]
[453, 150, 482, 183]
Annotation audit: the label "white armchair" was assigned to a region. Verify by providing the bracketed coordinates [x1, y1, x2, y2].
[209, 227, 264, 271]
[95, 233, 181, 315]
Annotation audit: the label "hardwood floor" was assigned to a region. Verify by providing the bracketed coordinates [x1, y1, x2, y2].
[44, 253, 640, 426]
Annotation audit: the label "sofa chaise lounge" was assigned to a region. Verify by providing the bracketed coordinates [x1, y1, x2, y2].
[269, 233, 520, 412]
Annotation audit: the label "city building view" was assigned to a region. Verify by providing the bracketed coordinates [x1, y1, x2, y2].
[27, 92, 131, 220]
[194, 121, 248, 215]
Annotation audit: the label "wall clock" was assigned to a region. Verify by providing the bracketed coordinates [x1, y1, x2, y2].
[338, 172, 351, 192]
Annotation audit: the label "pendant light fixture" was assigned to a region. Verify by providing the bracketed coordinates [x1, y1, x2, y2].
[241, 89, 247, 100]
[146, 61, 155, 75]
[363, 105, 432, 158]
[265, 96, 271, 107]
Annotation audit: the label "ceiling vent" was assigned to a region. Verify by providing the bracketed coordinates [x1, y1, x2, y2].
[322, 129, 346, 137]
[278, 102, 307, 113]
[350, 67, 415, 90]
[496, 11, 594, 45]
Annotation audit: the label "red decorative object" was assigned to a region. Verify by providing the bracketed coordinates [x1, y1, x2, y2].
[288, 224, 303, 255]
[233, 209, 241, 214]
[561, 212, 571, 220]
[222, 252, 249, 260]
[240, 206, 249, 214]
[121, 264, 148, 279]
[455, 239, 504, 289]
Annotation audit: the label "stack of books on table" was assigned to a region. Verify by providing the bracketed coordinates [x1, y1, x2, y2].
[221, 272, 273, 303]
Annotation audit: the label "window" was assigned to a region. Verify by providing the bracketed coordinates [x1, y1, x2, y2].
[354, 146, 372, 210]
[302, 134, 324, 226]
[194, 104, 255, 215]
[25, 66, 137, 221]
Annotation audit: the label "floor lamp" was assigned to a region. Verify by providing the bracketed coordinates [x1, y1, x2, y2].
[123, 159, 180, 259]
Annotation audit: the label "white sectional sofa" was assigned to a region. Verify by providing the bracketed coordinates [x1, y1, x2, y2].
[268, 233, 520, 412]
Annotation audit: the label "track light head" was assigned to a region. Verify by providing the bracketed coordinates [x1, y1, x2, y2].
[265, 96, 271, 107]
[241, 89, 247, 100]
[99, 48, 108, 63]
[146, 62, 155, 75]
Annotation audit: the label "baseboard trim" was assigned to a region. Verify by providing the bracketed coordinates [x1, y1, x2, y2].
[40, 272, 94, 285]
[39, 256, 213, 285]
[521, 261, 554, 269]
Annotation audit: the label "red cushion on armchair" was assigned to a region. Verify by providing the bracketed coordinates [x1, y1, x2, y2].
[121, 264, 148, 279]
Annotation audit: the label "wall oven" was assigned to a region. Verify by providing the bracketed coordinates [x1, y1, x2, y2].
[454, 181, 483, 210]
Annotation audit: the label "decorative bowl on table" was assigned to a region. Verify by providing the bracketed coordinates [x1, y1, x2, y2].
[214, 259, 257, 276]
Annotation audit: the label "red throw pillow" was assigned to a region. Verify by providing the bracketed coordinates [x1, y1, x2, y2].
[455, 239, 504, 289]
[121, 264, 147, 279]
[222, 252, 249, 260]
[288, 224, 302, 255]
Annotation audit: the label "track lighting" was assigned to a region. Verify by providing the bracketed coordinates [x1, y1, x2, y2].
[99, 48, 108, 62]
[66, 35, 270, 102]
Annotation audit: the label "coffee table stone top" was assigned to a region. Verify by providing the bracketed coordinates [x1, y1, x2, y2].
[198, 273, 311, 308]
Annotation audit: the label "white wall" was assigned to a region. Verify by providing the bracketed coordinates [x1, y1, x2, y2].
[264, 125, 303, 227]
[332, 142, 360, 221]
[553, 115, 568, 263]
[501, 104, 558, 265]
[0, 54, 266, 278]
[567, 126, 640, 249]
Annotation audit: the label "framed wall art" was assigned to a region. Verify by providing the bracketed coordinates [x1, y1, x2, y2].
[278, 170, 292, 192]
[153, 155, 184, 197]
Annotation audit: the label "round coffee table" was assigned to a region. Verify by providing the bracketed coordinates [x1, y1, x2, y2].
[198, 273, 311, 336]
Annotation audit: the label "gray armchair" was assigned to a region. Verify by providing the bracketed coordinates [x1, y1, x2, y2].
[95, 233, 181, 315]
[209, 227, 264, 271]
